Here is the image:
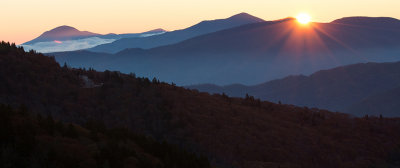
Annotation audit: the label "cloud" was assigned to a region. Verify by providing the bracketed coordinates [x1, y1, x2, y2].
[20, 37, 116, 53]
[139, 32, 166, 37]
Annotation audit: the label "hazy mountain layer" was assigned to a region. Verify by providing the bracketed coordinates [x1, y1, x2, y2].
[52, 16, 400, 85]
[187, 61, 400, 117]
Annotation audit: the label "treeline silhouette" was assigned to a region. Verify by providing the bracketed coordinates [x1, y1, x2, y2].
[2, 41, 400, 167]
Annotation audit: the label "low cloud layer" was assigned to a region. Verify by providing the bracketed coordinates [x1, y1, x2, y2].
[21, 37, 116, 53]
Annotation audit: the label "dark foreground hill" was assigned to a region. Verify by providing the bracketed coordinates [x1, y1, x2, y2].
[3, 42, 400, 168]
[187, 61, 400, 117]
[0, 104, 210, 168]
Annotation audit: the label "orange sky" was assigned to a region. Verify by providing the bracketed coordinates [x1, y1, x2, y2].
[1, 0, 399, 44]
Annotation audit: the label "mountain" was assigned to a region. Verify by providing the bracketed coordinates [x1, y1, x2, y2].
[88, 12, 265, 53]
[52, 16, 400, 85]
[23, 25, 101, 45]
[187, 61, 400, 117]
[4, 41, 400, 168]
[21, 26, 166, 53]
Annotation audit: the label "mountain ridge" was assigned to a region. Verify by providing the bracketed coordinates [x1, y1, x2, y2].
[88, 12, 265, 53]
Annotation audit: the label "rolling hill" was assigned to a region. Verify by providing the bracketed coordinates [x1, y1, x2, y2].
[187, 61, 400, 117]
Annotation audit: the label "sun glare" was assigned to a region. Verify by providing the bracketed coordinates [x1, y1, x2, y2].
[296, 13, 311, 25]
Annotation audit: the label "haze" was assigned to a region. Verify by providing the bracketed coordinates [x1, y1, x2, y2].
[1, 0, 400, 44]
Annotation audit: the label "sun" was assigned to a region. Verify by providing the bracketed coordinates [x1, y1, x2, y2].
[296, 13, 311, 25]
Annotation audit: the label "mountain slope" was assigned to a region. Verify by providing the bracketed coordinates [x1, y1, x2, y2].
[53, 16, 400, 85]
[4, 41, 400, 167]
[188, 61, 400, 116]
[88, 12, 264, 53]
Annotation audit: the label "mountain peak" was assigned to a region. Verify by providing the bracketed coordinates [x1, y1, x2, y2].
[50, 25, 79, 32]
[230, 12, 252, 18]
[228, 12, 265, 22]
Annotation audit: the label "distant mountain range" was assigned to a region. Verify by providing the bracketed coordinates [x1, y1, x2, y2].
[51, 15, 400, 85]
[22, 13, 262, 53]
[187, 61, 400, 117]
[88, 12, 265, 53]
[21, 26, 166, 53]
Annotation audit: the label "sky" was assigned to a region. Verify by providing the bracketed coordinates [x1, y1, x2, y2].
[1, 0, 399, 44]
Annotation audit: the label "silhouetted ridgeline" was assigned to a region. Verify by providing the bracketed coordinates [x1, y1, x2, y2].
[88, 12, 264, 53]
[3, 42, 400, 168]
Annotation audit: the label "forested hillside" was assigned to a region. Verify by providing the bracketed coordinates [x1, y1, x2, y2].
[2, 41, 400, 168]
[0, 104, 210, 168]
